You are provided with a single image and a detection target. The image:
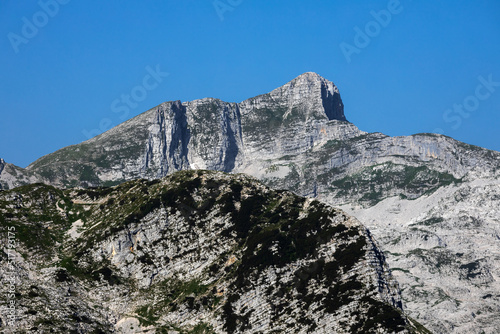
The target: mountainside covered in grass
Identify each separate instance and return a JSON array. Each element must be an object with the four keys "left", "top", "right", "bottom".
[{"left": 0, "top": 170, "right": 428, "bottom": 333}]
